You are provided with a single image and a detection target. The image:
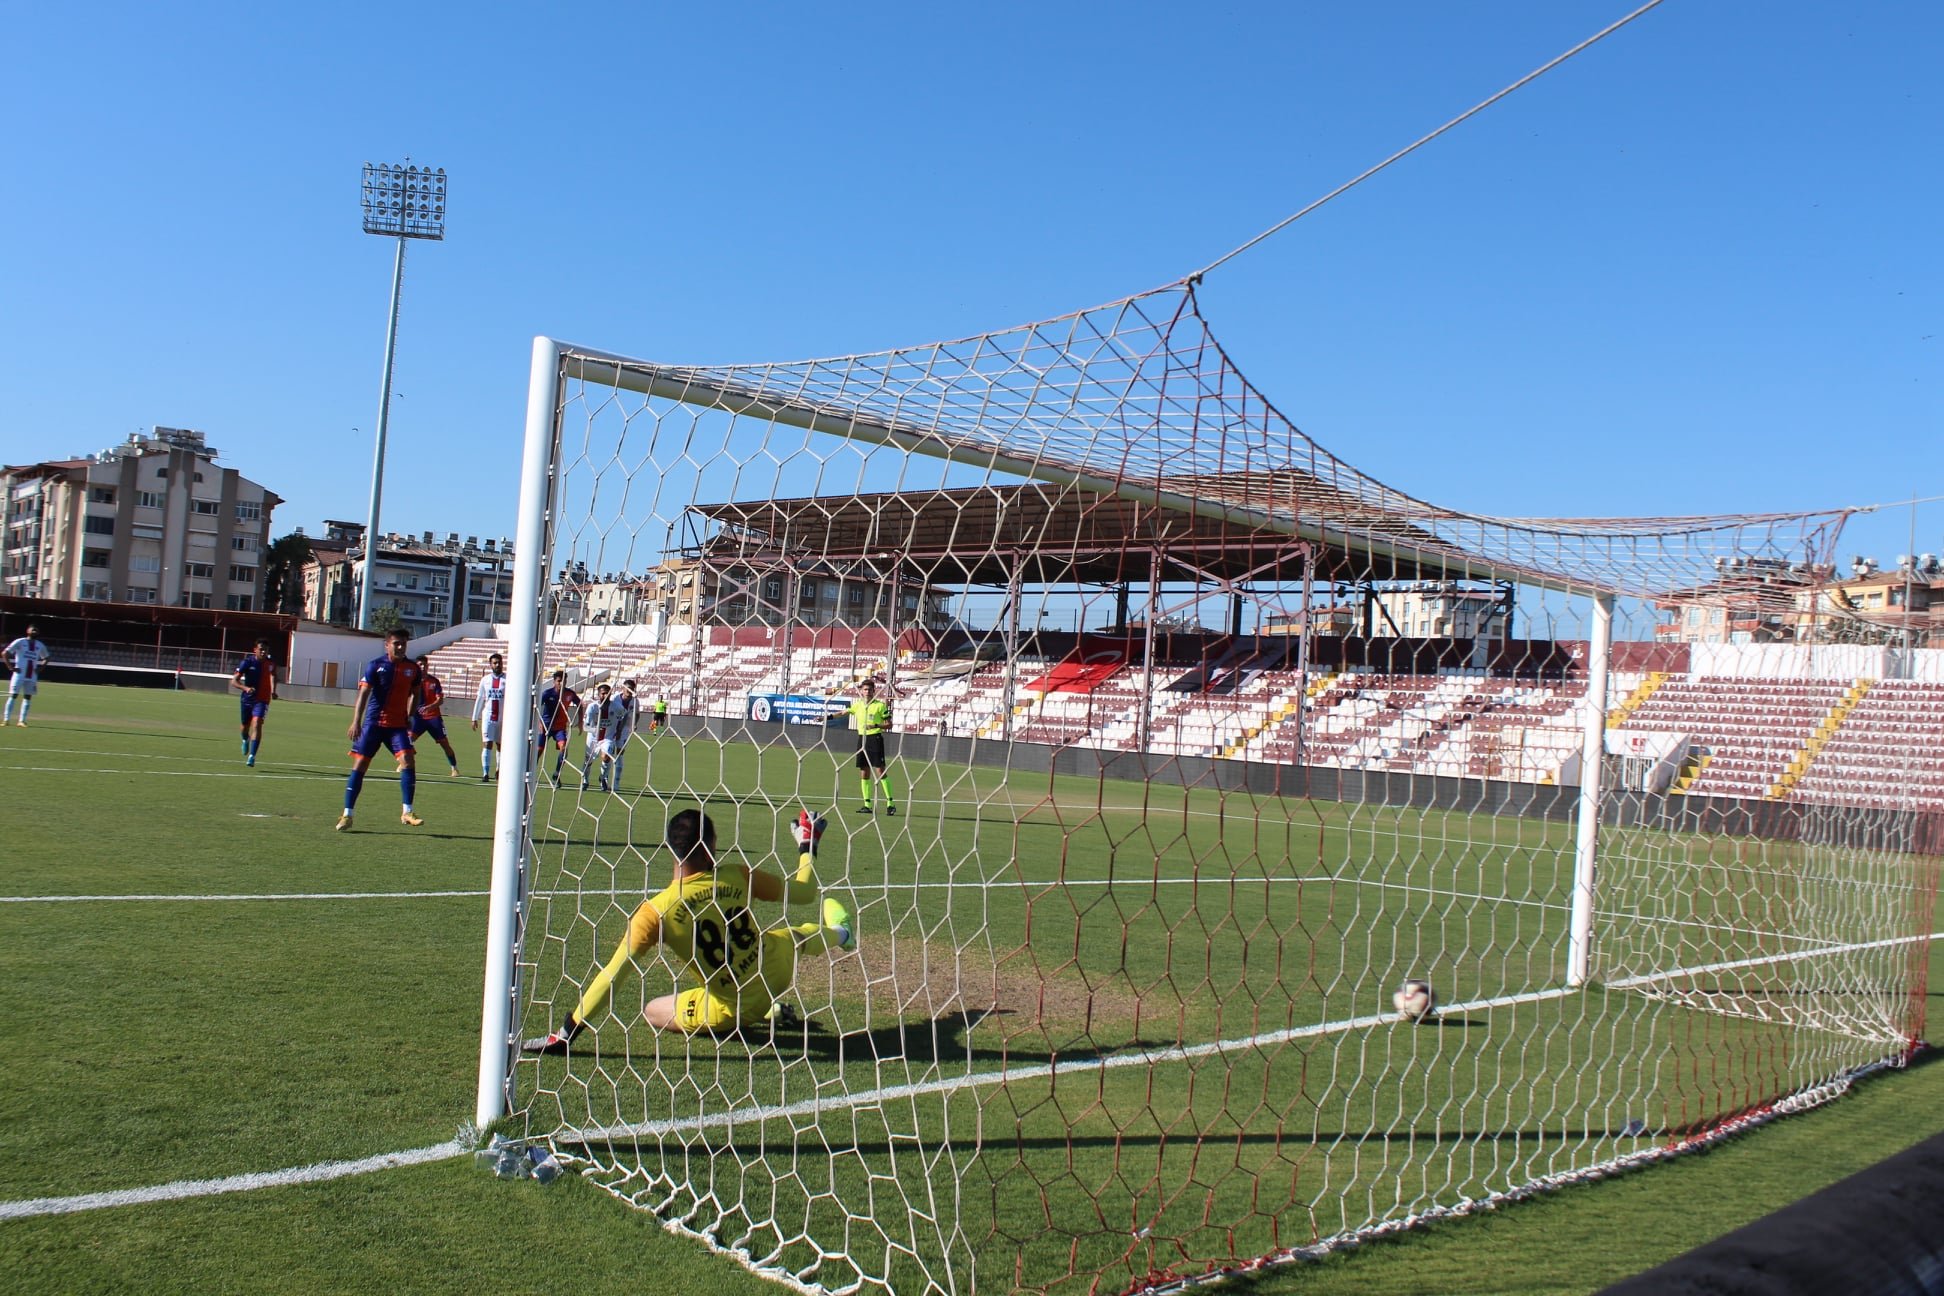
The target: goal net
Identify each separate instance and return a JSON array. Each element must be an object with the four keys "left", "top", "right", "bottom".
[{"left": 477, "top": 281, "right": 1936, "bottom": 1295}]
